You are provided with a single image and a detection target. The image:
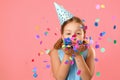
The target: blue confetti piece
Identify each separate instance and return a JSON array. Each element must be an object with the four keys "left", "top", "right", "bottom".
[
  {"left": 33, "top": 73, "right": 38, "bottom": 78},
  {"left": 113, "top": 25, "right": 116, "bottom": 30},
  {"left": 64, "top": 38, "right": 72, "bottom": 46},
  {"left": 95, "top": 44, "right": 100, "bottom": 49},
  {"left": 94, "top": 22, "right": 99, "bottom": 27},
  {"left": 100, "top": 32, "right": 106, "bottom": 37}
]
